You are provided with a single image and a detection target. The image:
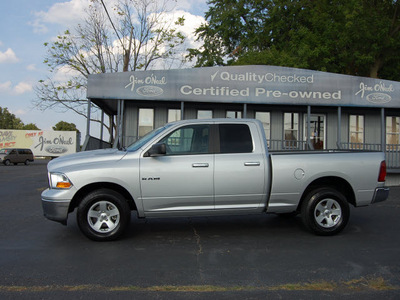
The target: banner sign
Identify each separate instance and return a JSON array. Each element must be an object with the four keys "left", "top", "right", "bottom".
[
  {"left": 88, "top": 65, "right": 400, "bottom": 108},
  {"left": 0, "top": 130, "right": 79, "bottom": 157}
]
